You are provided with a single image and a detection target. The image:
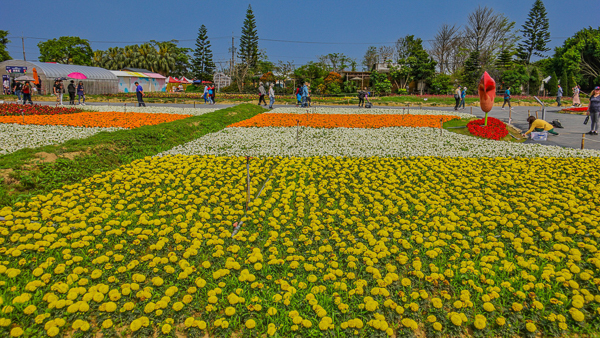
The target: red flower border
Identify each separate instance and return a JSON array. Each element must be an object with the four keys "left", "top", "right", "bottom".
[
  {"left": 0, "top": 103, "right": 82, "bottom": 117},
  {"left": 467, "top": 117, "right": 509, "bottom": 140}
]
